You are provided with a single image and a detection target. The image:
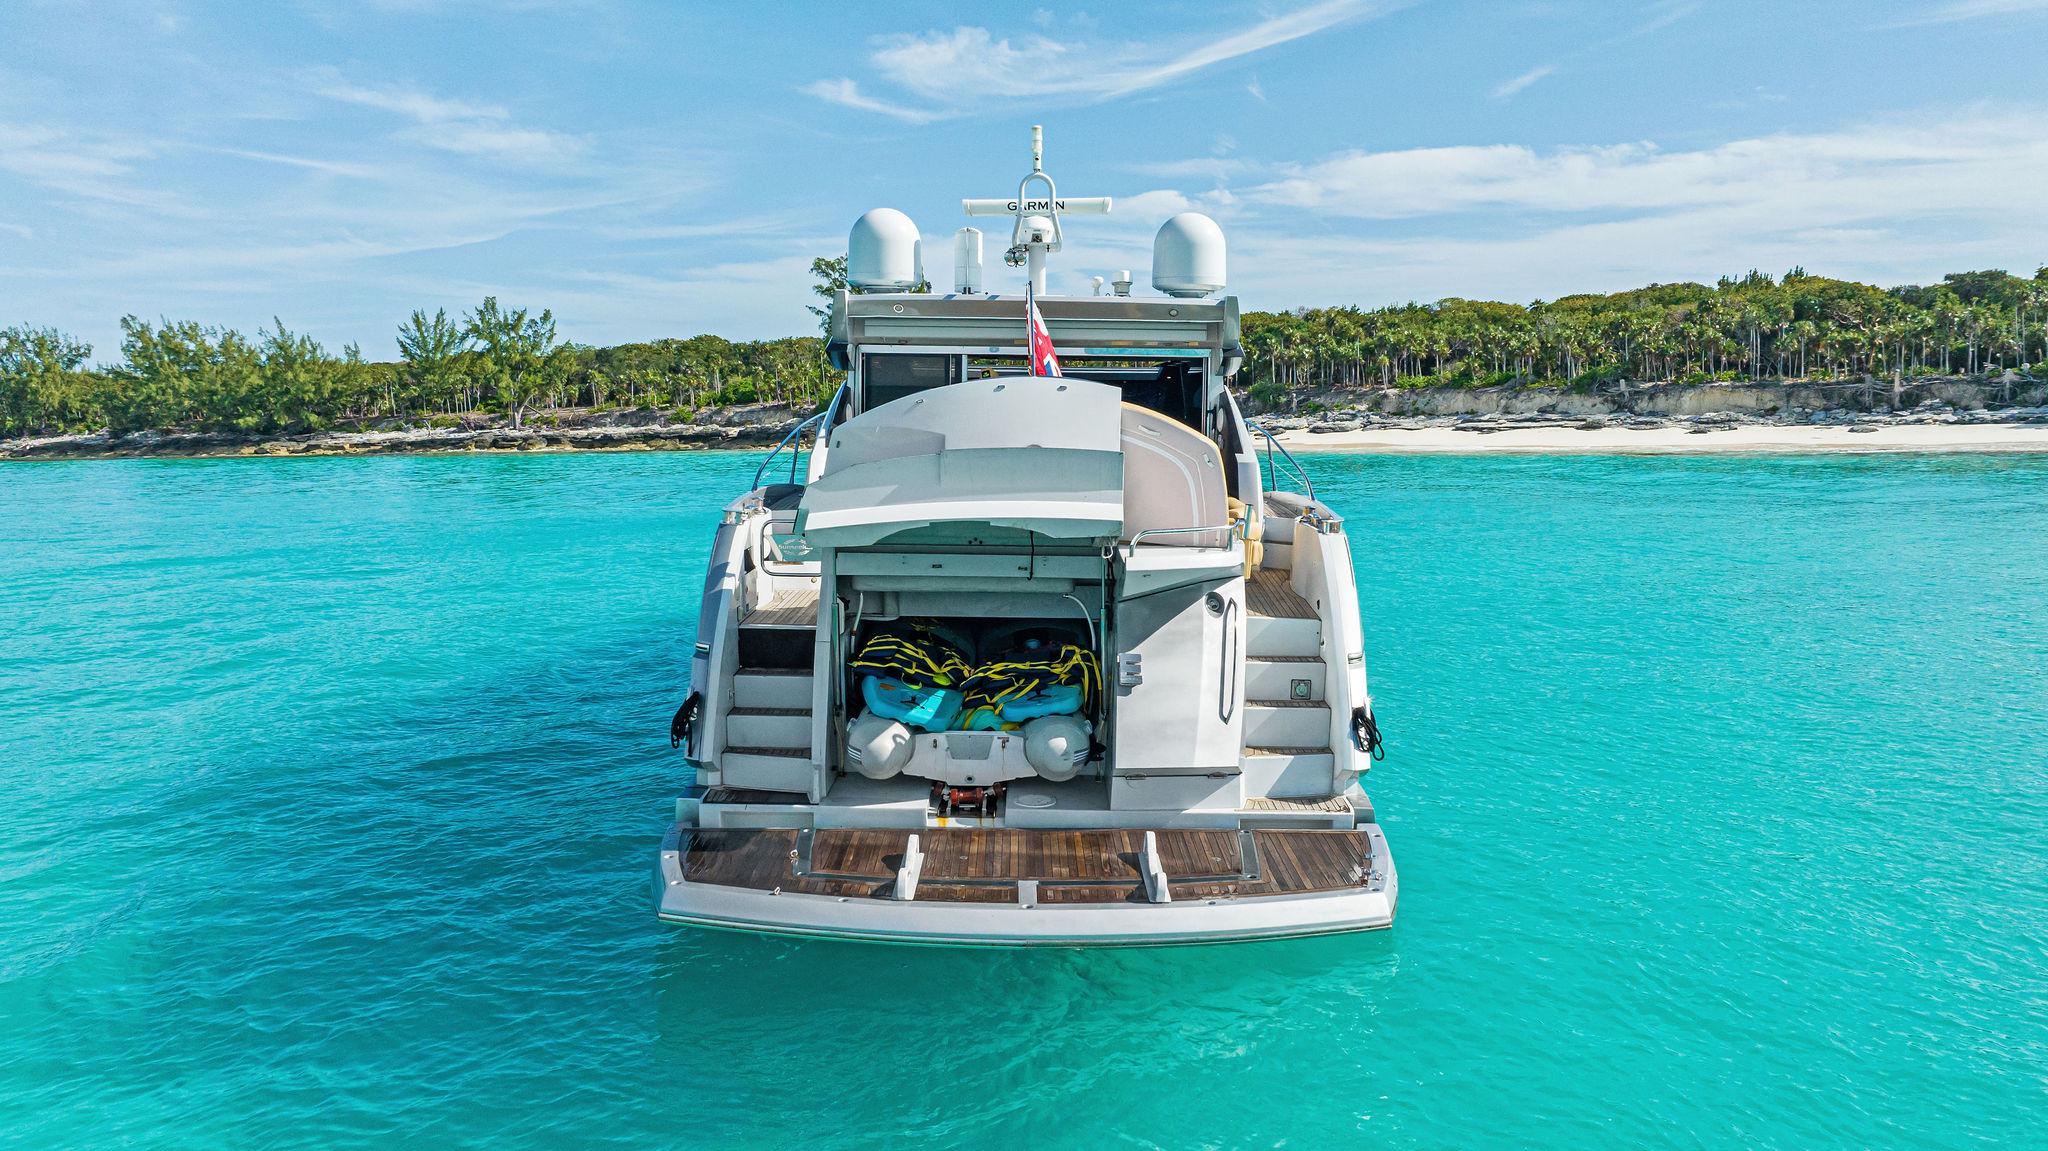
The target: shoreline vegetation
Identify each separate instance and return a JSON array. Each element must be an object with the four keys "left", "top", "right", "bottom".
[{"left": 6, "top": 264, "right": 2048, "bottom": 461}]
